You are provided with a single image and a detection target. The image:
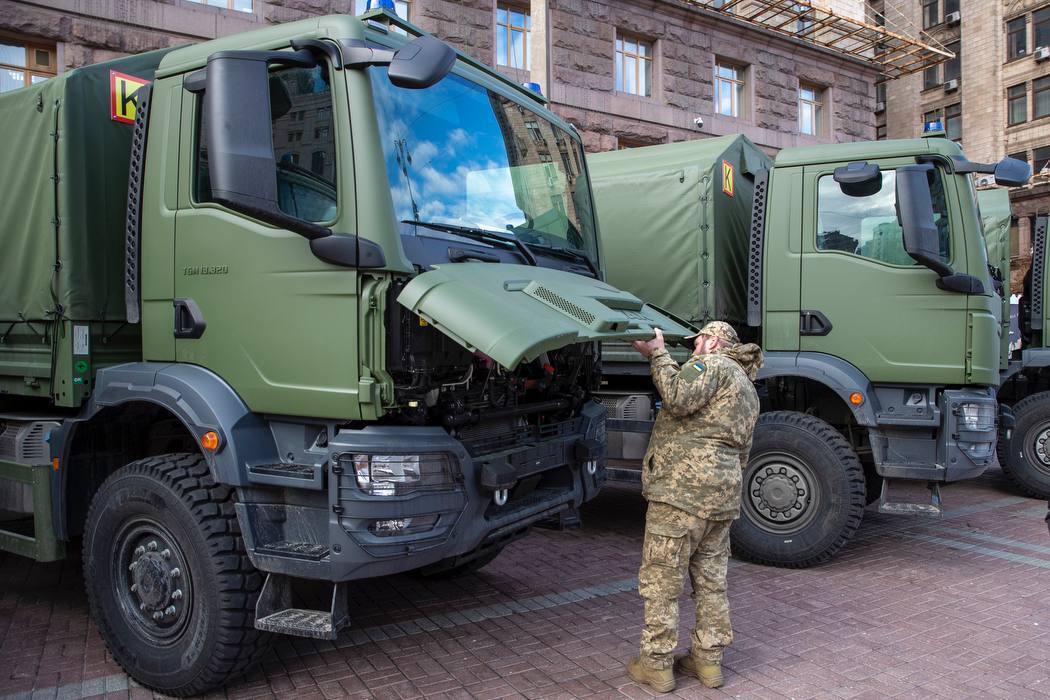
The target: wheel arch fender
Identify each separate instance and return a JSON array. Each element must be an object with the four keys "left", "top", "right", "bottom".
[
  {"left": 757, "top": 351, "right": 879, "bottom": 428},
  {"left": 53, "top": 362, "right": 279, "bottom": 489}
]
